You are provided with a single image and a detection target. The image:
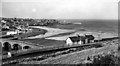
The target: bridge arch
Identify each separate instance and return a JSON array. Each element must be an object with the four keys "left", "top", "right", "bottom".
[
  {"left": 12, "top": 44, "right": 22, "bottom": 51},
  {"left": 3, "top": 42, "right": 12, "bottom": 51},
  {"left": 23, "top": 46, "right": 31, "bottom": 49},
  {"left": 1, "top": 39, "right": 35, "bottom": 52}
]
